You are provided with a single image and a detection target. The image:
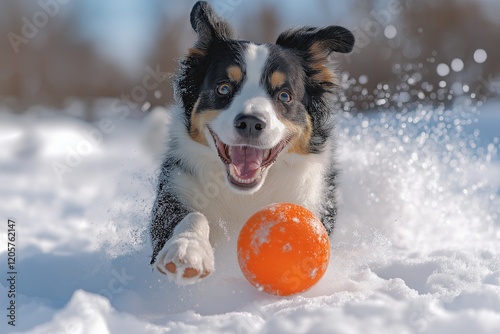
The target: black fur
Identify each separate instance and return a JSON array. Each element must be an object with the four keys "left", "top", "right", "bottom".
[
  {"left": 190, "top": 1, "right": 235, "bottom": 49},
  {"left": 149, "top": 159, "right": 192, "bottom": 264},
  {"left": 177, "top": 5, "right": 354, "bottom": 153},
  {"left": 176, "top": 1, "right": 239, "bottom": 131},
  {"left": 194, "top": 42, "right": 247, "bottom": 112},
  {"left": 321, "top": 165, "right": 338, "bottom": 235},
  {"left": 276, "top": 26, "right": 355, "bottom": 54}
]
